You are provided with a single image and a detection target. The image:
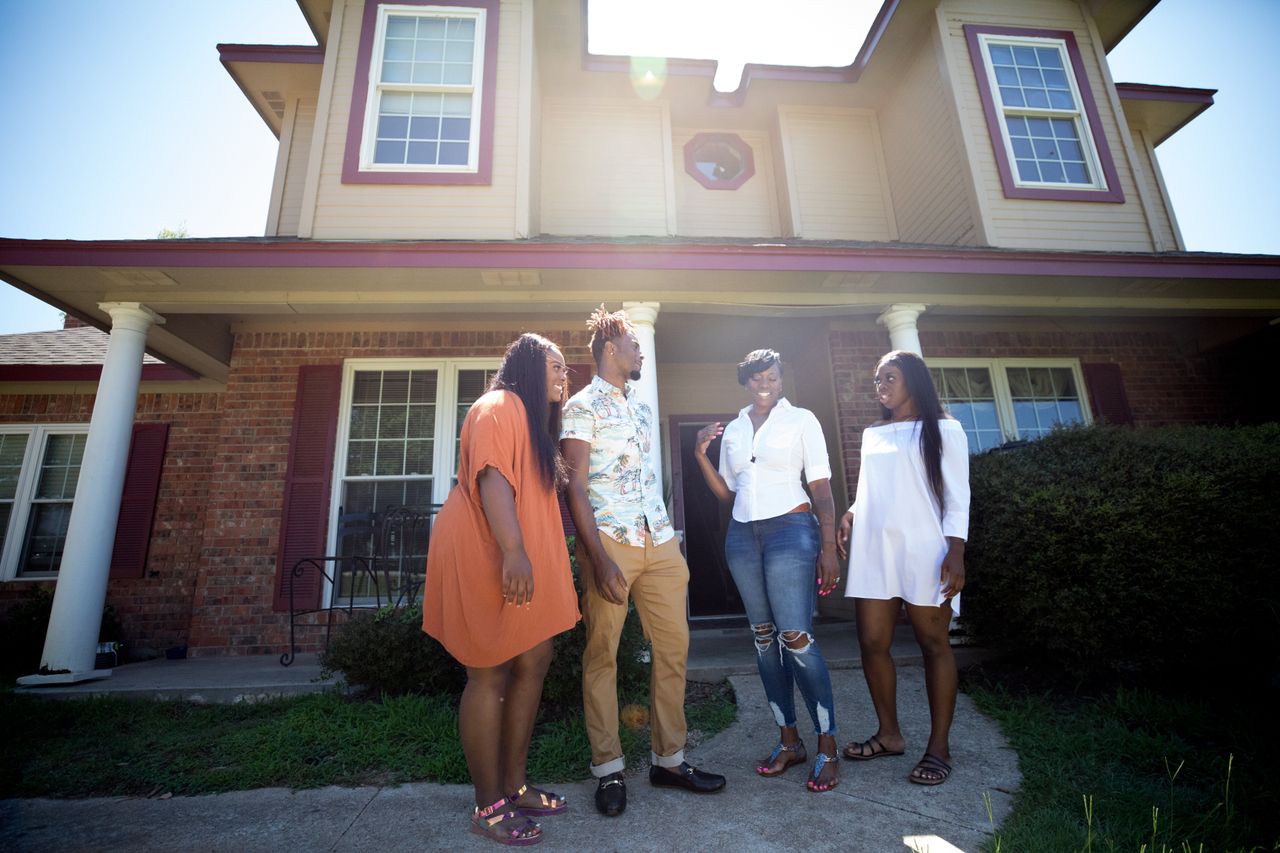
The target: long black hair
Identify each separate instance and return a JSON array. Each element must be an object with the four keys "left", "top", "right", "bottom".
[
  {"left": 491, "top": 333, "right": 567, "bottom": 490},
  {"left": 876, "top": 350, "right": 946, "bottom": 508}
]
